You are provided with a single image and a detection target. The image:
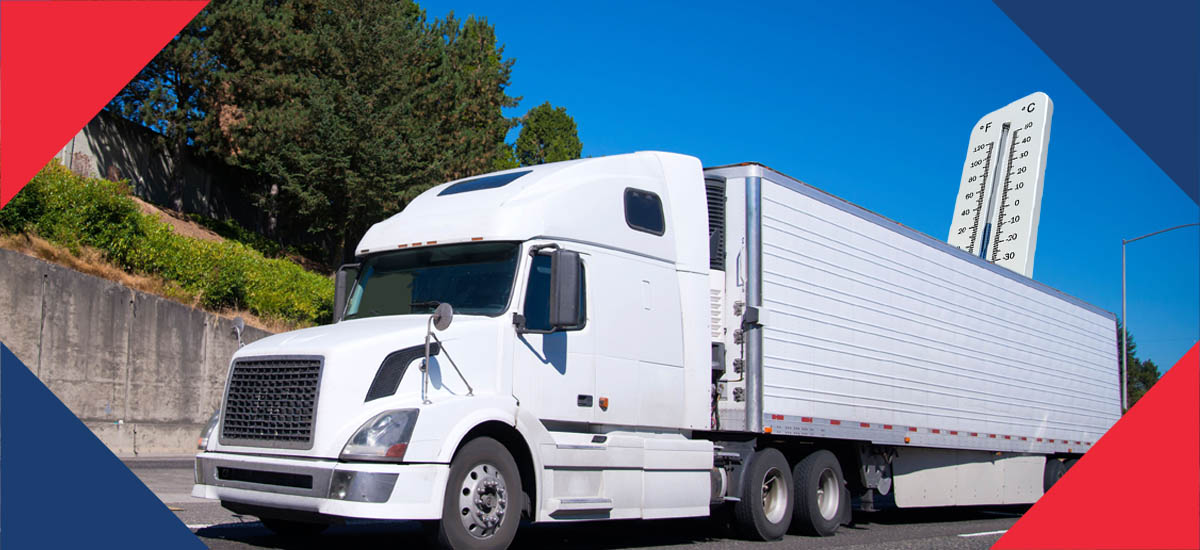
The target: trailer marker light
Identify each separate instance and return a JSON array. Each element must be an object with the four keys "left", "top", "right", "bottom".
[
  {"left": 830, "top": 420, "right": 841, "bottom": 425},
  {"left": 801, "top": 417, "right": 813, "bottom": 423},
  {"left": 950, "top": 431, "right": 959, "bottom": 435},
  {"left": 1020, "top": 437, "right": 1027, "bottom": 441},
  {"left": 772, "top": 414, "right": 784, "bottom": 420},
  {"left": 1037, "top": 438, "right": 1043, "bottom": 442},
  {"left": 970, "top": 433, "right": 978, "bottom": 437},
  {"left": 989, "top": 434, "right": 996, "bottom": 439},
  {"left": 411, "top": 242, "right": 421, "bottom": 246},
  {"left": 1075, "top": 441, "right": 1081, "bottom": 445},
  {"left": 904, "top": 437, "right": 910, "bottom": 444},
  {"left": 763, "top": 427, "right": 772, "bottom": 434},
  {"left": 860, "top": 423, "right": 870, "bottom": 428},
  {"left": 932, "top": 429, "right": 940, "bottom": 434},
  {"left": 471, "top": 237, "right": 484, "bottom": 241},
  {"left": 360, "top": 248, "right": 369, "bottom": 253},
  {"left": 883, "top": 425, "right": 893, "bottom": 430},
  {"left": 908, "top": 427, "right": 918, "bottom": 432},
  {"left": 1004, "top": 435, "right": 1011, "bottom": 440}
]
